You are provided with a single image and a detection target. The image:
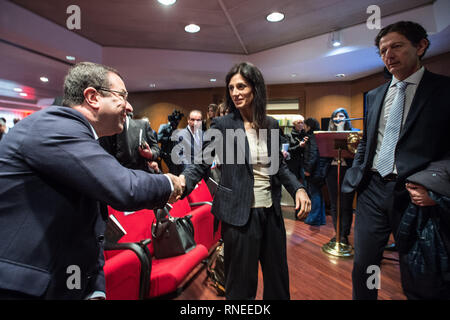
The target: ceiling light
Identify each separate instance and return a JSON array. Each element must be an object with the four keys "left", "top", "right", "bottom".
[
  {"left": 209, "top": 78, "right": 217, "bottom": 82},
  {"left": 266, "top": 12, "right": 284, "bottom": 22},
  {"left": 158, "top": 0, "right": 176, "bottom": 5},
  {"left": 40, "top": 76, "right": 49, "bottom": 83},
  {"left": 291, "top": 74, "right": 297, "bottom": 77},
  {"left": 66, "top": 55, "right": 76, "bottom": 61},
  {"left": 149, "top": 83, "right": 156, "bottom": 88},
  {"left": 335, "top": 73, "right": 346, "bottom": 78},
  {"left": 185, "top": 24, "right": 200, "bottom": 33},
  {"left": 13, "top": 88, "right": 23, "bottom": 92},
  {"left": 331, "top": 31, "right": 341, "bottom": 47},
  {"left": 19, "top": 92, "right": 28, "bottom": 97}
]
